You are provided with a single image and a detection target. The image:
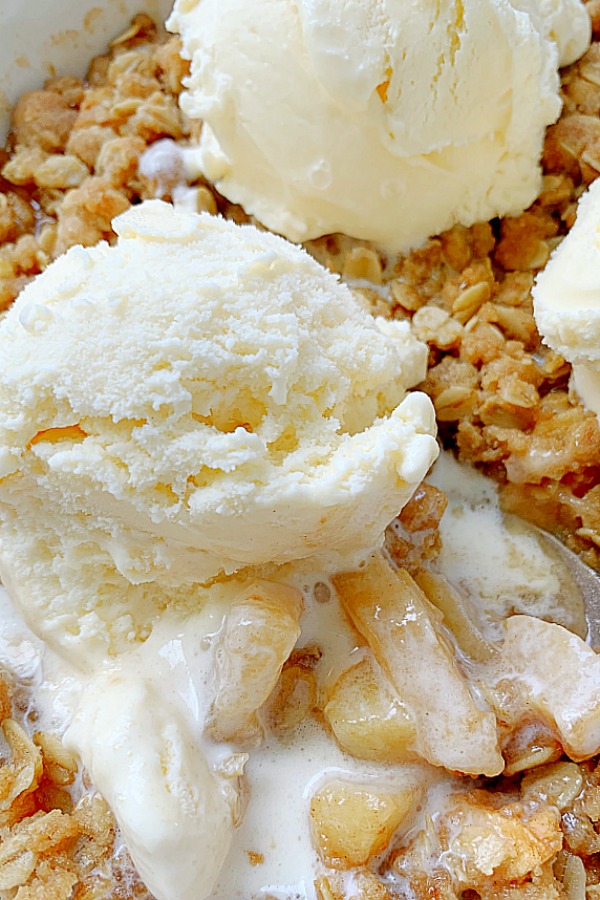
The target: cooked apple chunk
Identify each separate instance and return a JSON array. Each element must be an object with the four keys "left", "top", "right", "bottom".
[
  {"left": 206, "top": 580, "right": 303, "bottom": 743},
  {"left": 310, "top": 778, "right": 420, "bottom": 869},
  {"left": 263, "top": 662, "right": 317, "bottom": 735},
  {"left": 488, "top": 615, "right": 600, "bottom": 760},
  {"left": 413, "top": 569, "right": 496, "bottom": 663},
  {"left": 323, "top": 656, "right": 415, "bottom": 762},
  {"left": 332, "top": 555, "right": 503, "bottom": 776}
]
